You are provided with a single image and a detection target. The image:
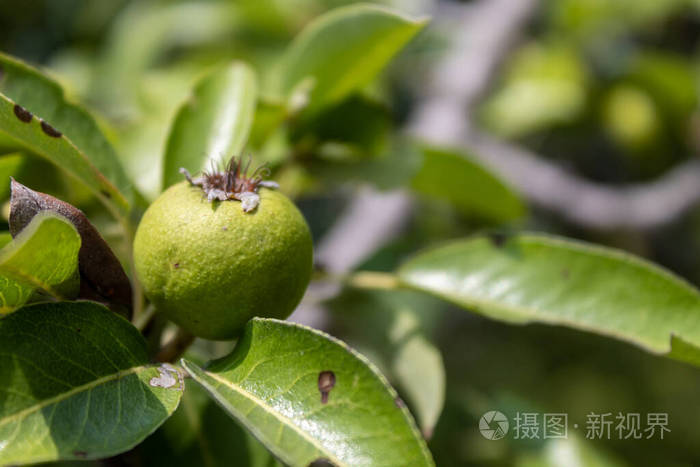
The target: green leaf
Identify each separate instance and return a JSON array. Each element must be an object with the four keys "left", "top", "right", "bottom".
[
  {"left": 327, "top": 288, "right": 446, "bottom": 439},
  {"left": 279, "top": 4, "right": 426, "bottom": 114},
  {"left": 0, "top": 152, "right": 24, "bottom": 199},
  {"left": 163, "top": 62, "right": 257, "bottom": 189},
  {"left": 389, "top": 309, "right": 445, "bottom": 440},
  {"left": 291, "top": 95, "right": 392, "bottom": 157},
  {"left": 182, "top": 318, "right": 434, "bottom": 466},
  {"left": 397, "top": 233, "right": 700, "bottom": 366},
  {"left": 0, "top": 232, "right": 11, "bottom": 249},
  {"left": 0, "top": 53, "right": 132, "bottom": 217},
  {"left": 139, "top": 379, "right": 280, "bottom": 467},
  {"left": 411, "top": 145, "right": 526, "bottom": 222},
  {"left": 0, "top": 211, "right": 80, "bottom": 314},
  {"left": 0, "top": 302, "right": 183, "bottom": 465},
  {"left": 96, "top": 1, "right": 239, "bottom": 114}
]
